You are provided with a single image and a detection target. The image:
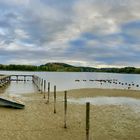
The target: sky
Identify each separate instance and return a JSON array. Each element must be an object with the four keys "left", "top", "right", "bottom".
[{"left": 0, "top": 0, "right": 140, "bottom": 68}]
